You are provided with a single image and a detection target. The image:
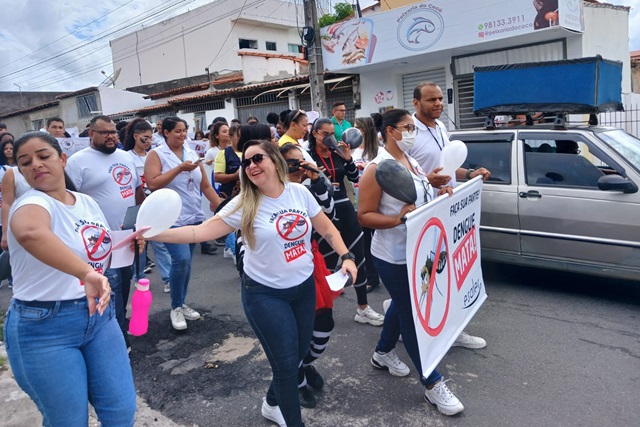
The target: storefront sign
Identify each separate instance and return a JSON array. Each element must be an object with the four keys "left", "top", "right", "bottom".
[
  {"left": 405, "top": 177, "right": 487, "bottom": 377},
  {"left": 320, "top": 0, "right": 583, "bottom": 71}
]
